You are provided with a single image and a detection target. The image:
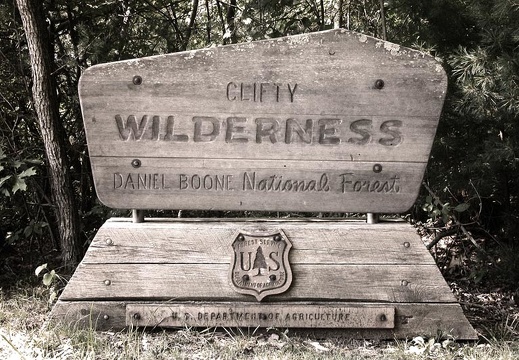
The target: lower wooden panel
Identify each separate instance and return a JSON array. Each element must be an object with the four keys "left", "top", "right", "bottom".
[
  {"left": 50, "top": 301, "right": 478, "bottom": 340},
  {"left": 52, "top": 219, "right": 477, "bottom": 339},
  {"left": 62, "top": 219, "right": 454, "bottom": 303}
]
